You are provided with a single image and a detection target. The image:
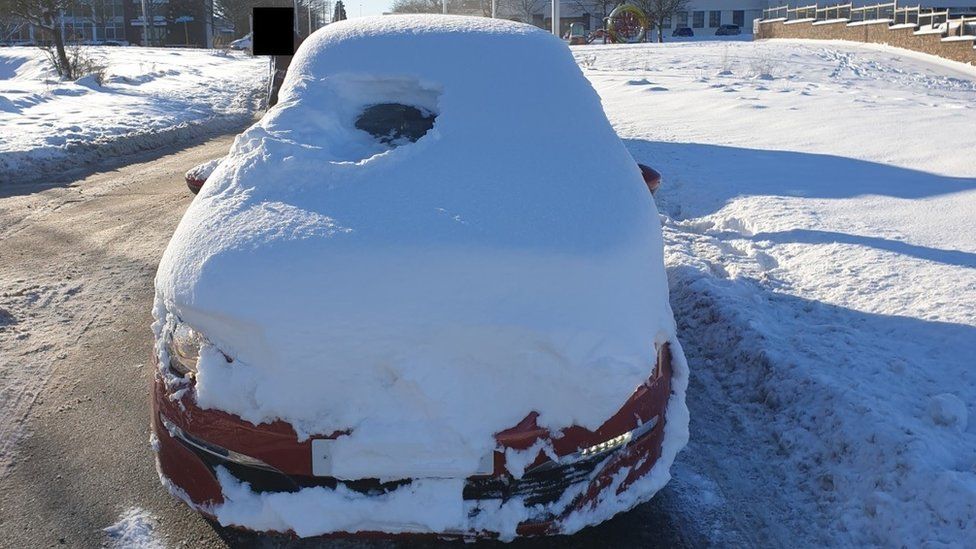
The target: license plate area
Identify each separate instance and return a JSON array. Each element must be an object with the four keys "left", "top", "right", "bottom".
[{"left": 311, "top": 438, "right": 494, "bottom": 479}]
